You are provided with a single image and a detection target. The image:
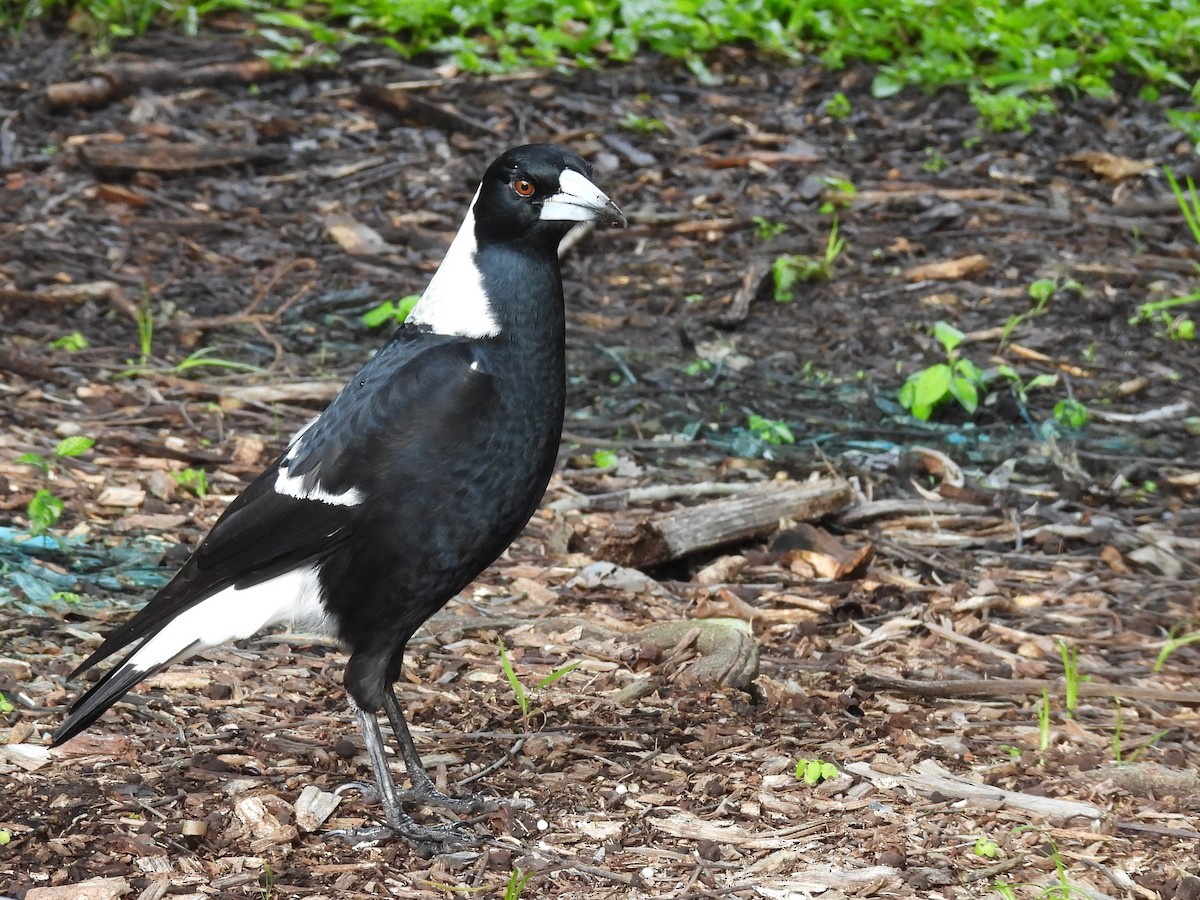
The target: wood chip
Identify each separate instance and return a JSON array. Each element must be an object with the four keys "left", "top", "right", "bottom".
[
  {"left": 97, "top": 486, "right": 146, "bottom": 508},
  {"left": 325, "top": 214, "right": 393, "bottom": 256},
  {"left": 905, "top": 254, "right": 989, "bottom": 281},
  {"left": 1066, "top": 152, "right": 1155, "bottom": 181},
  {"left": 26, "top": 877, "right": 132, "bottom": 900},
  {"left": 294, "top": 785, "right": 341, "bottom": 832}
]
